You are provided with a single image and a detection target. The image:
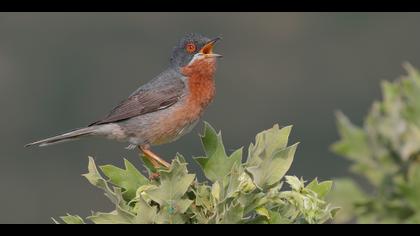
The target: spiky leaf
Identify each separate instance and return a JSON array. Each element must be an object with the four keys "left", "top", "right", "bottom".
[
  {"left": 194, "top": 122, "right": 243, "bottom": 182},
  {"left": 59, "top": 214, "right": 85, "bottom": 224},
  {"left": 145, "top": 156, "right": 195, "bottom": 217},
  {"left": 100, "top": 159, "right": 149, "bottom": 200}
]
